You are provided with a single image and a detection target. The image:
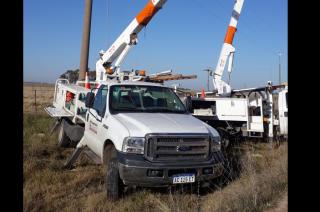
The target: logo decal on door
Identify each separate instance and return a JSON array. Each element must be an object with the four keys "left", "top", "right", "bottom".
[{"left": 89, "top": 120, "right": 98, "bottom": 134}]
